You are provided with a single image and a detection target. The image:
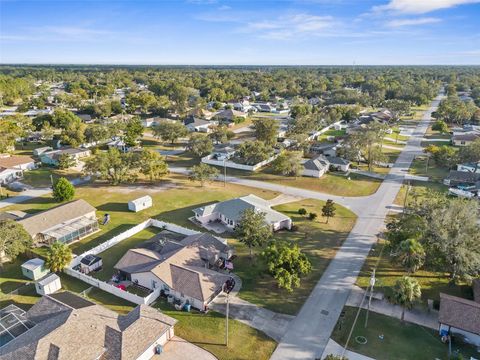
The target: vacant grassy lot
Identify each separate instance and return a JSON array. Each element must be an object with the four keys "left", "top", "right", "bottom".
[
  {"left": 332, "top": 306, "right": 477, "bottom": 360},
  {"left": 155, "top": 298, "right": 276, "bottom": 360},
  {"left": 356, "top": 239, "right": 472, "bottom": 307},
  {"left": 21, "top": 166, "right": 82, "bottom": 187},
  {"left": 408, "top": 156, "right": 450, "bottom": 182},
  {"left": 393, "top": 180, "right": 448, "bottom": 207},
  {"left": 234, "top": 199, "right": 357, "bottom": 315}
]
